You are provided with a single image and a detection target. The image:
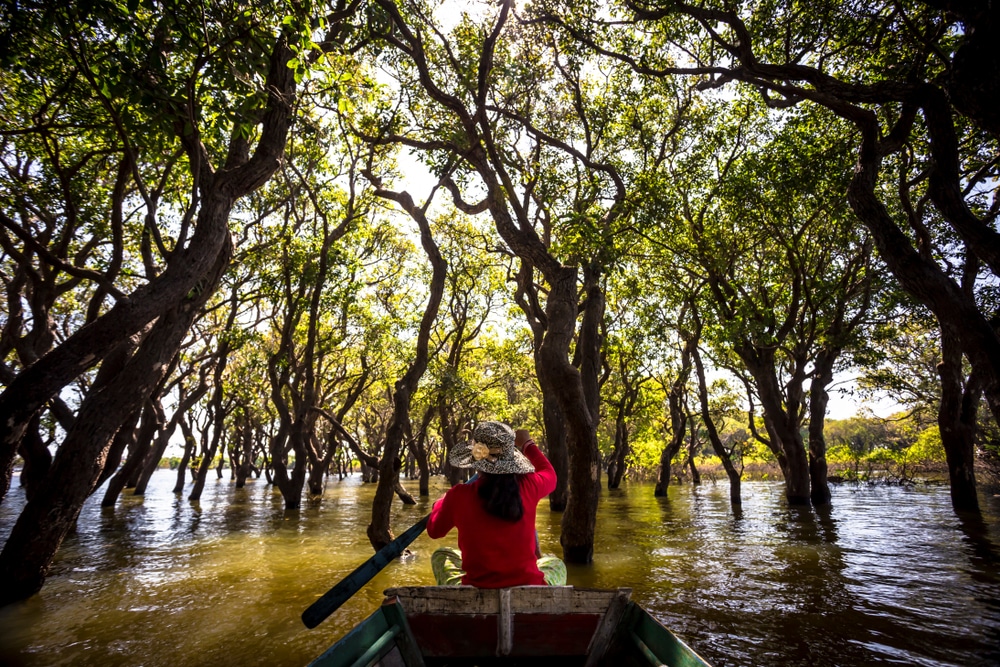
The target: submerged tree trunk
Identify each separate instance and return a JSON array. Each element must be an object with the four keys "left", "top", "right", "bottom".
[
  {"left": 655, "top": 338, "right": 693, "bottom": 497},
  {"left": 807, "top": 349, "right": 837, "bottom": 507},
  {"left": 517, "top": 260, "right": 569, "bottom": 512},
  {"left": 692, "top": 343, "right": 742, "bottom": 506},
  {"left": 847, "top": 120, "right": 1000, "bottom": 472},
  {"left": 536, "top": 266, "right": 603, "bottom": 564},
  {"left": 607, "top": 369, "right": 640, "bottom": 490},
  {"left": 17, "top": 414, "right": 52, "bottom": 501},
  {"left": 101, "top": 399, "right": 162, "bottom": 507},
  {"left": 938, "top": 322, "right": 981, "bottom": 512},
  {"left": 743, "top": 347, "right": 811, "bottom": 505},
  {"left": 541, "top": 392, "right": 569, "bottom": 510},
  {"left": 0, "top": 30, "right": 297, "bottom": 605},
  {"left": 367, "top": 184, "right": 446, "bottom": 551},
  {"left": 0, "top": 254, "right": 227, "bottom": 604},
  {"left": 173, "top": 416, "right": 196, "bottom": 495},
  {"left": 135, "top": 374, "right": 209, "bottom": 496}
]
